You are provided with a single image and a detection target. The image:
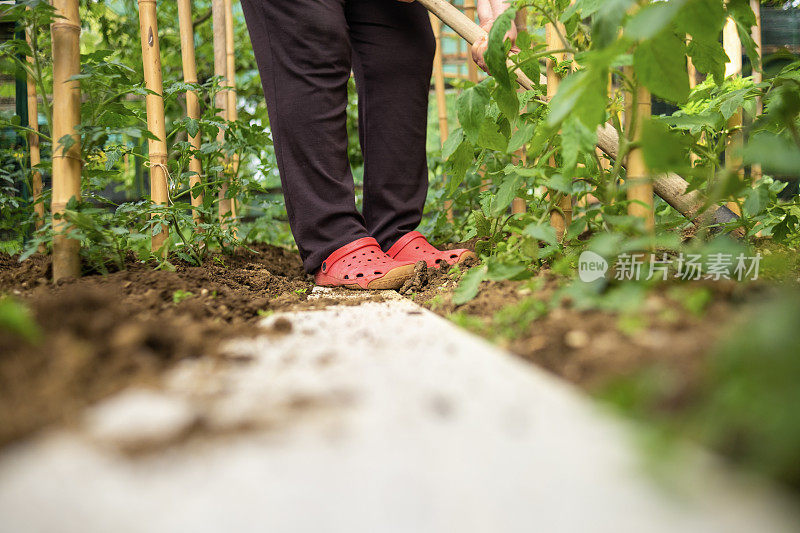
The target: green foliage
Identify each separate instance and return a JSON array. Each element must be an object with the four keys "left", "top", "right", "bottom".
[
  {"left": 172, "top": 289, "right": 194, "bottom": 304},
  {"left": 0, "top": 296, "right": 41, "bottom": 344}
]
